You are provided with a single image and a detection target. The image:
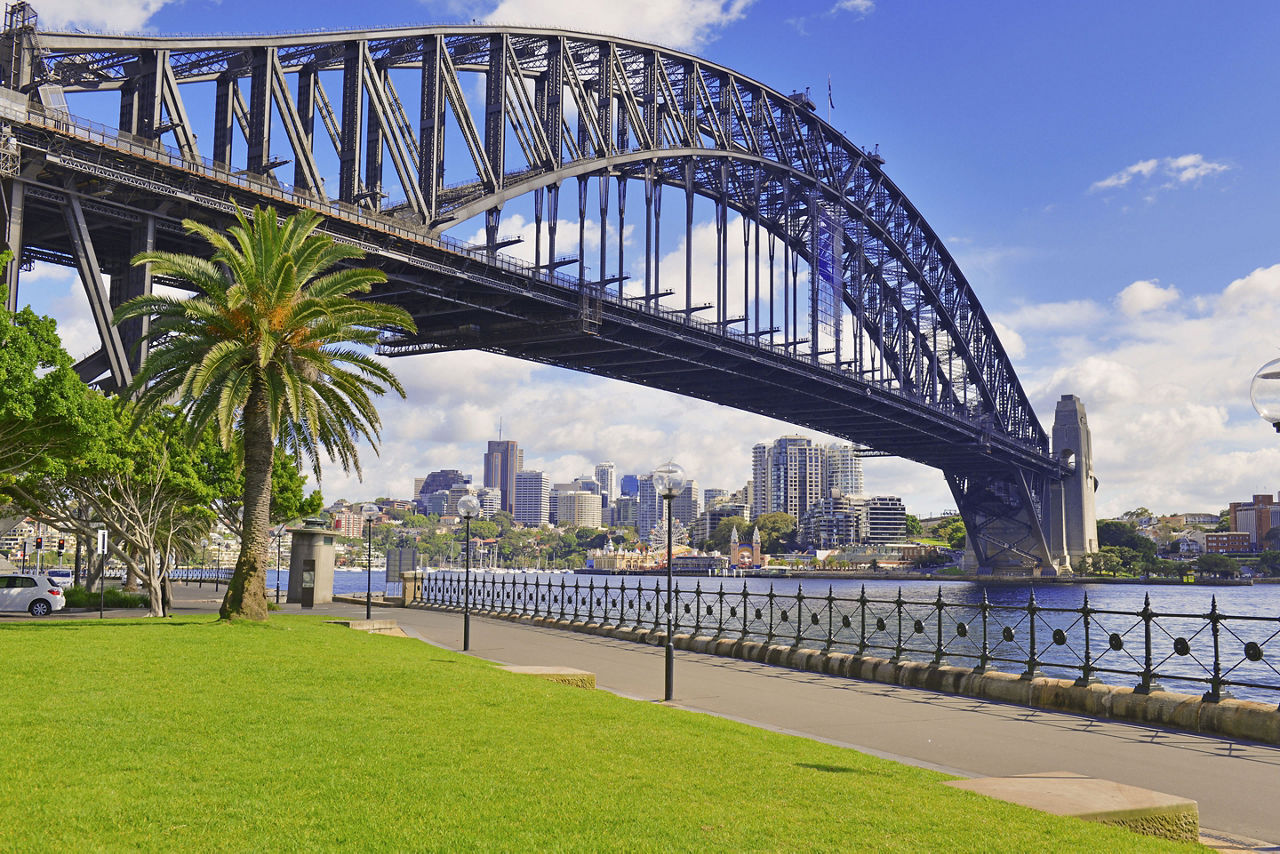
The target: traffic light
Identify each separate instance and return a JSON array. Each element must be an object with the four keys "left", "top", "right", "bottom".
[
  {"left": 57, "top": 538, "right": 66, "bottom": 554},
  {"left": 34, "top": 536, "right": 42, "bottom": 550}
]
